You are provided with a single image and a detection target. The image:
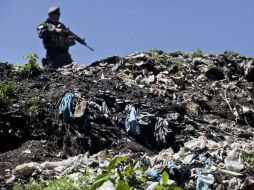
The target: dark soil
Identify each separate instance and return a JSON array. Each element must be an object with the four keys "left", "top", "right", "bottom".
[{"left": 0, "top": 51, "right": 254, "bottom": 188}]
